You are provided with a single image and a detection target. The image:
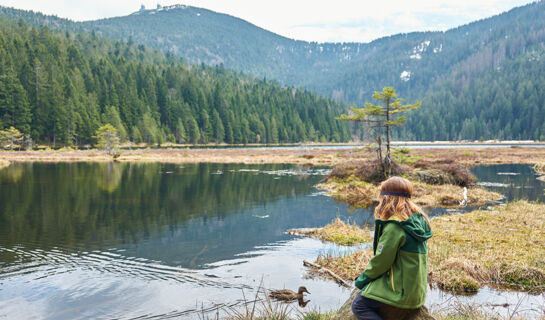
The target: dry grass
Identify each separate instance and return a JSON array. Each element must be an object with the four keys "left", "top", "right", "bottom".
[
  {"left": 317, "top": 177, "right": 379, "bottom": 208},
  {"left": 534, "top": 162, "right": 545, "bottom": 175},
  {"left": 314, "top": 250, "right": 373, "bottom": 281},
  {"left": 411, "top": 182, "right": 500, "bottom": 207},
  {"left": 0, "top": 159, "right": 10, "bottom": 169},
  {"left": 288, "top": 218, "right": 372, "bottom": 245},
  {"left": 308, "top": 202, "right": 545, "bottom": 294},
  {"left": 429, "top": 201, "right": 545, "bottom": 293},
  {"left": 408, "top": 147, "right": 545, "bottom": 168},
  {"left": 431, "top": 302, "right": 532, "bottom": 320},
  {"left": 0, "top": 146, "right": 543, "bottom": 167},
  {"left": 198, "top": 282, "right": 337, "bottom": 320},
  {"left": 317, "top": 177, "right": 501, "bottom": 209}
]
